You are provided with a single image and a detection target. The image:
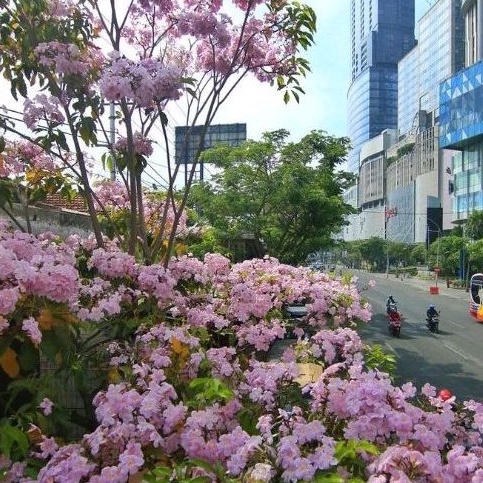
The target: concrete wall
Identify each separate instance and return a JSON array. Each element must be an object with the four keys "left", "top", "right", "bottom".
[{"left": 2, "top": 203, "right": 92, "bottom": 239}]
